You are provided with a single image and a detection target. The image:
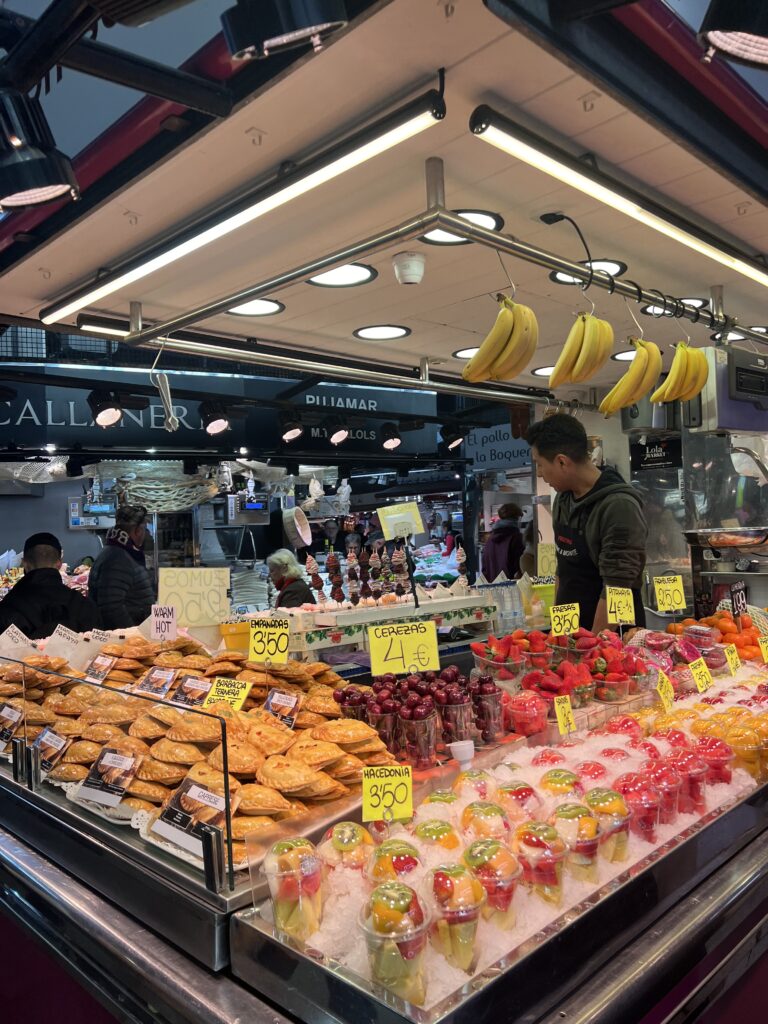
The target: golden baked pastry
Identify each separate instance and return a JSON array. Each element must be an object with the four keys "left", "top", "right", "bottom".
[
  {"left": 204, "top": 661, "right": 241, "bottom": 677},
  {"left": 114, "top": 658, "right": 146, "bottom": 672},
  {"left": 207, "top": 739, "right": 264, "bottom": 776},
  {"left": 247, "top": 708, "right": 293, "bottom": 733},
  {"left": 314, "top": 671, "right": 344, "bottom": 687},
  {"left": 293, "top": 711, "right": 327, "bottom": 729},
  {"left": 136, "top": 758, "right": 188, "bottom": 785},
  {"left": 126, "top": 779, "right": 171, "bottom": 803},
  {"left": 302, "top": 696, "right": 341, "bottom": 718},
  {"left": 228, "top": 816, "right": 277, "bottom": 841},
  {"left": 212, "top": 650, "right": 248, "bottom": 663},
  {"left": 25, "top": 688, "right": 46, "bottom": 701},
  {"left": 307, "top": 779, "right": 350, "bottom": 802},
  {"left": 43, "top": 694, "right": 86, "bottom": 717},
  {"left": 111, "top": 735, "right": 151, "bottom": 757},
  {"left": 146, "top": 705, "right": 185, "bottom": 727},
  {"left": 343, "top": 739, "right": 387, "bottom": 756},
  {"left": 236, "top": 669, "right": 275, "bottom": 686},
  {"left": 153, "top": 652, "right": 183, "bottom": 668},
  {"left": 2, "top": 666, "right": 26, "bottom": 684},
  {"left": 120, "top": 797, "right": 155, "bottom": 813},
  {"left": 47, "top": 763, "right": 89, "bottom": 782},
  {"left": 286, "top": 734, "right": 346, "bottom": 770},
  {"left": 52, "top": 718, "right": 84, "bottom": 738},
  {"left": 128, "top": 715, "right": 168, "bottom": 740},
  {"left": 306, "top": 684, "right": 336, "bottom": 698},
  {"left": 185, "top": 761, "right": 241, "bottom": 791},
  {"left": 236, "top": 783, "right": 291, "bottom": 815},
  {"left": 101, "top": 643, "right": 125, "bottom": 657},
  {"left": 78, "top": 705, "right": 137, "bottom": 726},
  {"left": 159, "top": 638, "right": 189, "bottom": 652},
  {"left": 166, "top": 715, "right": 223, "bottom": 745},
  {"left": 292, "top": 771, "right": 347, "bottom": 800},
  {"left": 0, "top": 683, "right": 23, "bottom": 697},
  {"left": 362, "top": 751, "right": 398, "bottom": 766},
  {"left": 310, "top": 720, "right": 378, "bottom": 745},
  {"left": 178, "top": 655, "right": 211, "bottom": 670},
  {"left": 23, "top": 724, "right": 44, "bottom": 742},
  {"left": 149, "top": 737, "right": 206, "bottom": 765},
  {"left": 20, "top": 704, "right": 57, "bottom": 726},
  {"left": 303, "top": 662, "right": 331, "bottom": 677},
  {"left": 103, "top": 669, "right": 137, "bottom": 685},
  {"left": 324, "top": 753, "right": 365, "bottom": 782},
  {"left": 247, "top": 723, "right": 295, "bottom": 757},
  {"left": 256, "top": 755, "right": 325, "bottom": 794},
  {"left": 66, "top": 684, "right": 103, "bottom": 705},
  {"left": 81, "top": 723, "right": 124, "bottom": 743},
  {"left": 63, "top": 741, "right": 103, "bottom": 764},
  {"left": 37, "top": 673, "right": 70, "bottom": 691},
  {"left": 274, "top": 798, "right": 308, "bottom": 820}
]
